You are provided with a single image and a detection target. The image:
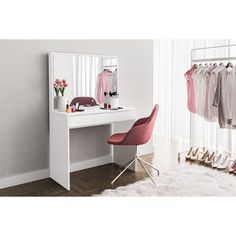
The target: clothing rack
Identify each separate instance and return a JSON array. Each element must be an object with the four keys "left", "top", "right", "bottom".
[
  {"left": 178, "top": 44, "right": 236, "bottom": 160},
  {"left": 192, "top": 56, "right": 236, "bottom": 63},
  {"left": 102, "top": 56, "right": 118, "bottom": 71},
  {"left": 103, "top": 65, "right": 118, "bottom": 68},
  {"left": 191, "top": 44, "right": 236, "bottom": 62}
]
